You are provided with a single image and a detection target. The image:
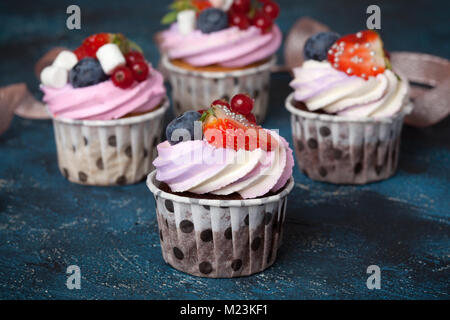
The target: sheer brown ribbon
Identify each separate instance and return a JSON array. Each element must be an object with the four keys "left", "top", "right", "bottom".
[{"left": 1, "top": 18, "right": 449, "bottom": 136}]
